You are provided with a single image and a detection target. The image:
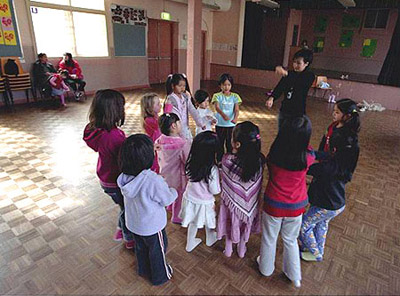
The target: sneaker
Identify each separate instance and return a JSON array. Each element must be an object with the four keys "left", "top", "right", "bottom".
[
  {"left": 300, "top": 251, "right": 322, "bottom": 262},
  {"left": 293, "top": 280, "right": 301, "bottom": 288},
  {"left": 125, "top": 240, "right": 135, "bottom": 249},
  {"left": 113, "top": 228, "right": 123, "bottom": 242},
  {"left": 283, "top": 271, "right": 301, "bottom": 288}
]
